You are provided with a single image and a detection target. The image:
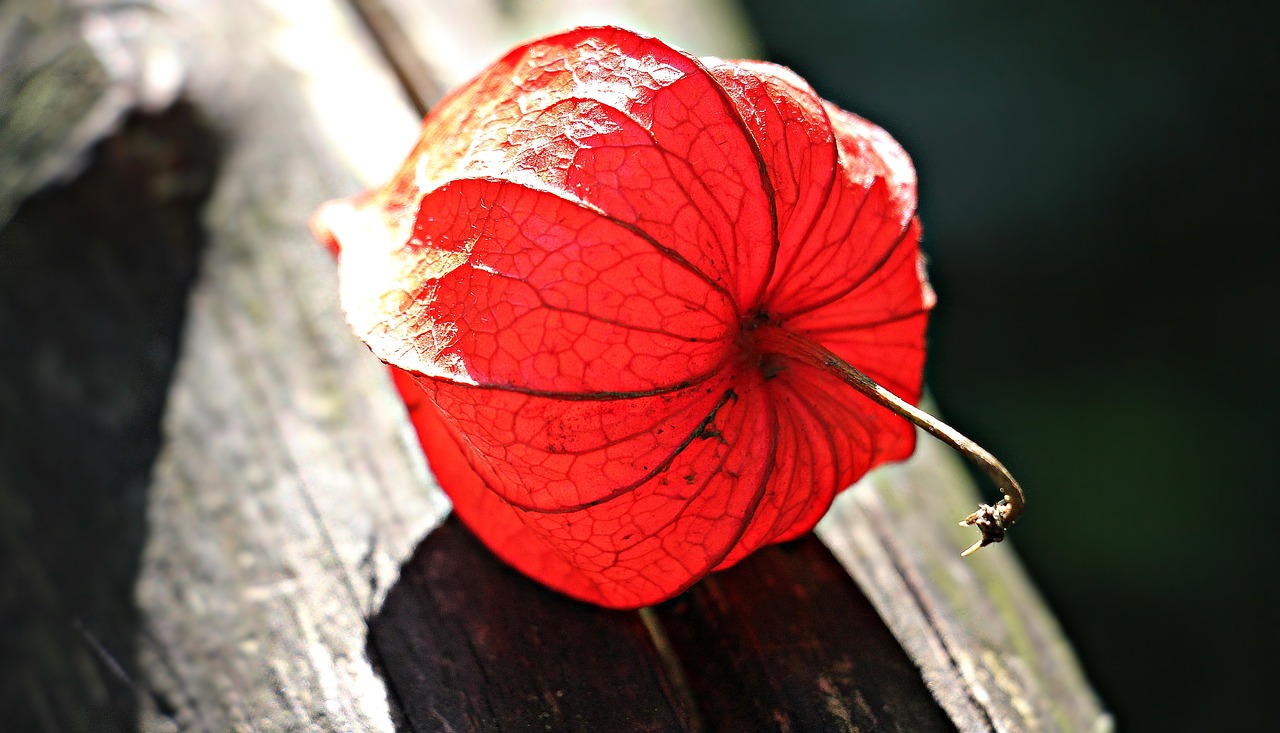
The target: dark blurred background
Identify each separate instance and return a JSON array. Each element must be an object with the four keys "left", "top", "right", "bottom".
[{"left": 738, "top": 0, "right": 1278, "bottom": 730}]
